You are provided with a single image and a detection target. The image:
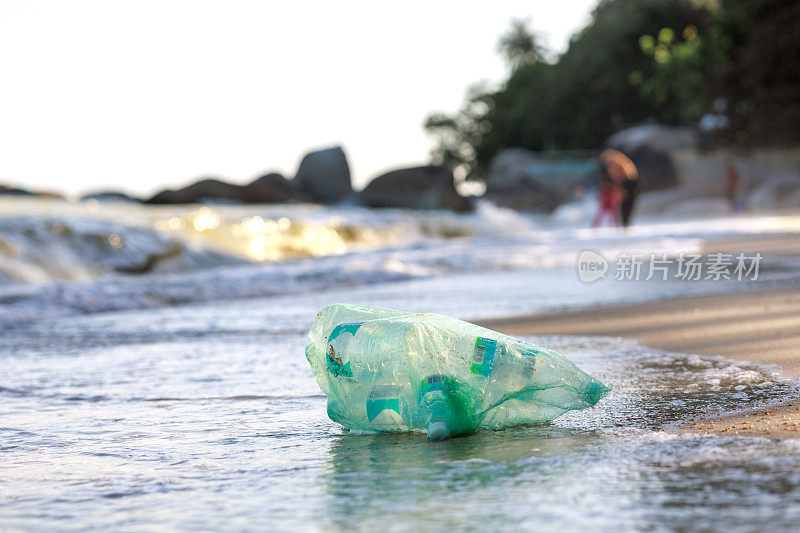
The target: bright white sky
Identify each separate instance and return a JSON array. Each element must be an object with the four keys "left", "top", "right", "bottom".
[{"left": 0, "top": 0, "right": 596, "bottom": 197}]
